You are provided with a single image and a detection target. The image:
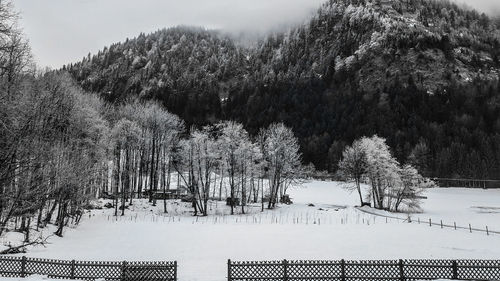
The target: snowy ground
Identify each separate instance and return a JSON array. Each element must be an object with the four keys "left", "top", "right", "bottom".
[
  {"left": 2, "top": 181, "right": 500, "bottom": 281},
  {"left": 419, "top": 187, "right": 500, "bottom": 230},
  {"left": 355, "top": 184, "right": 500, "bottom": 231}
]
